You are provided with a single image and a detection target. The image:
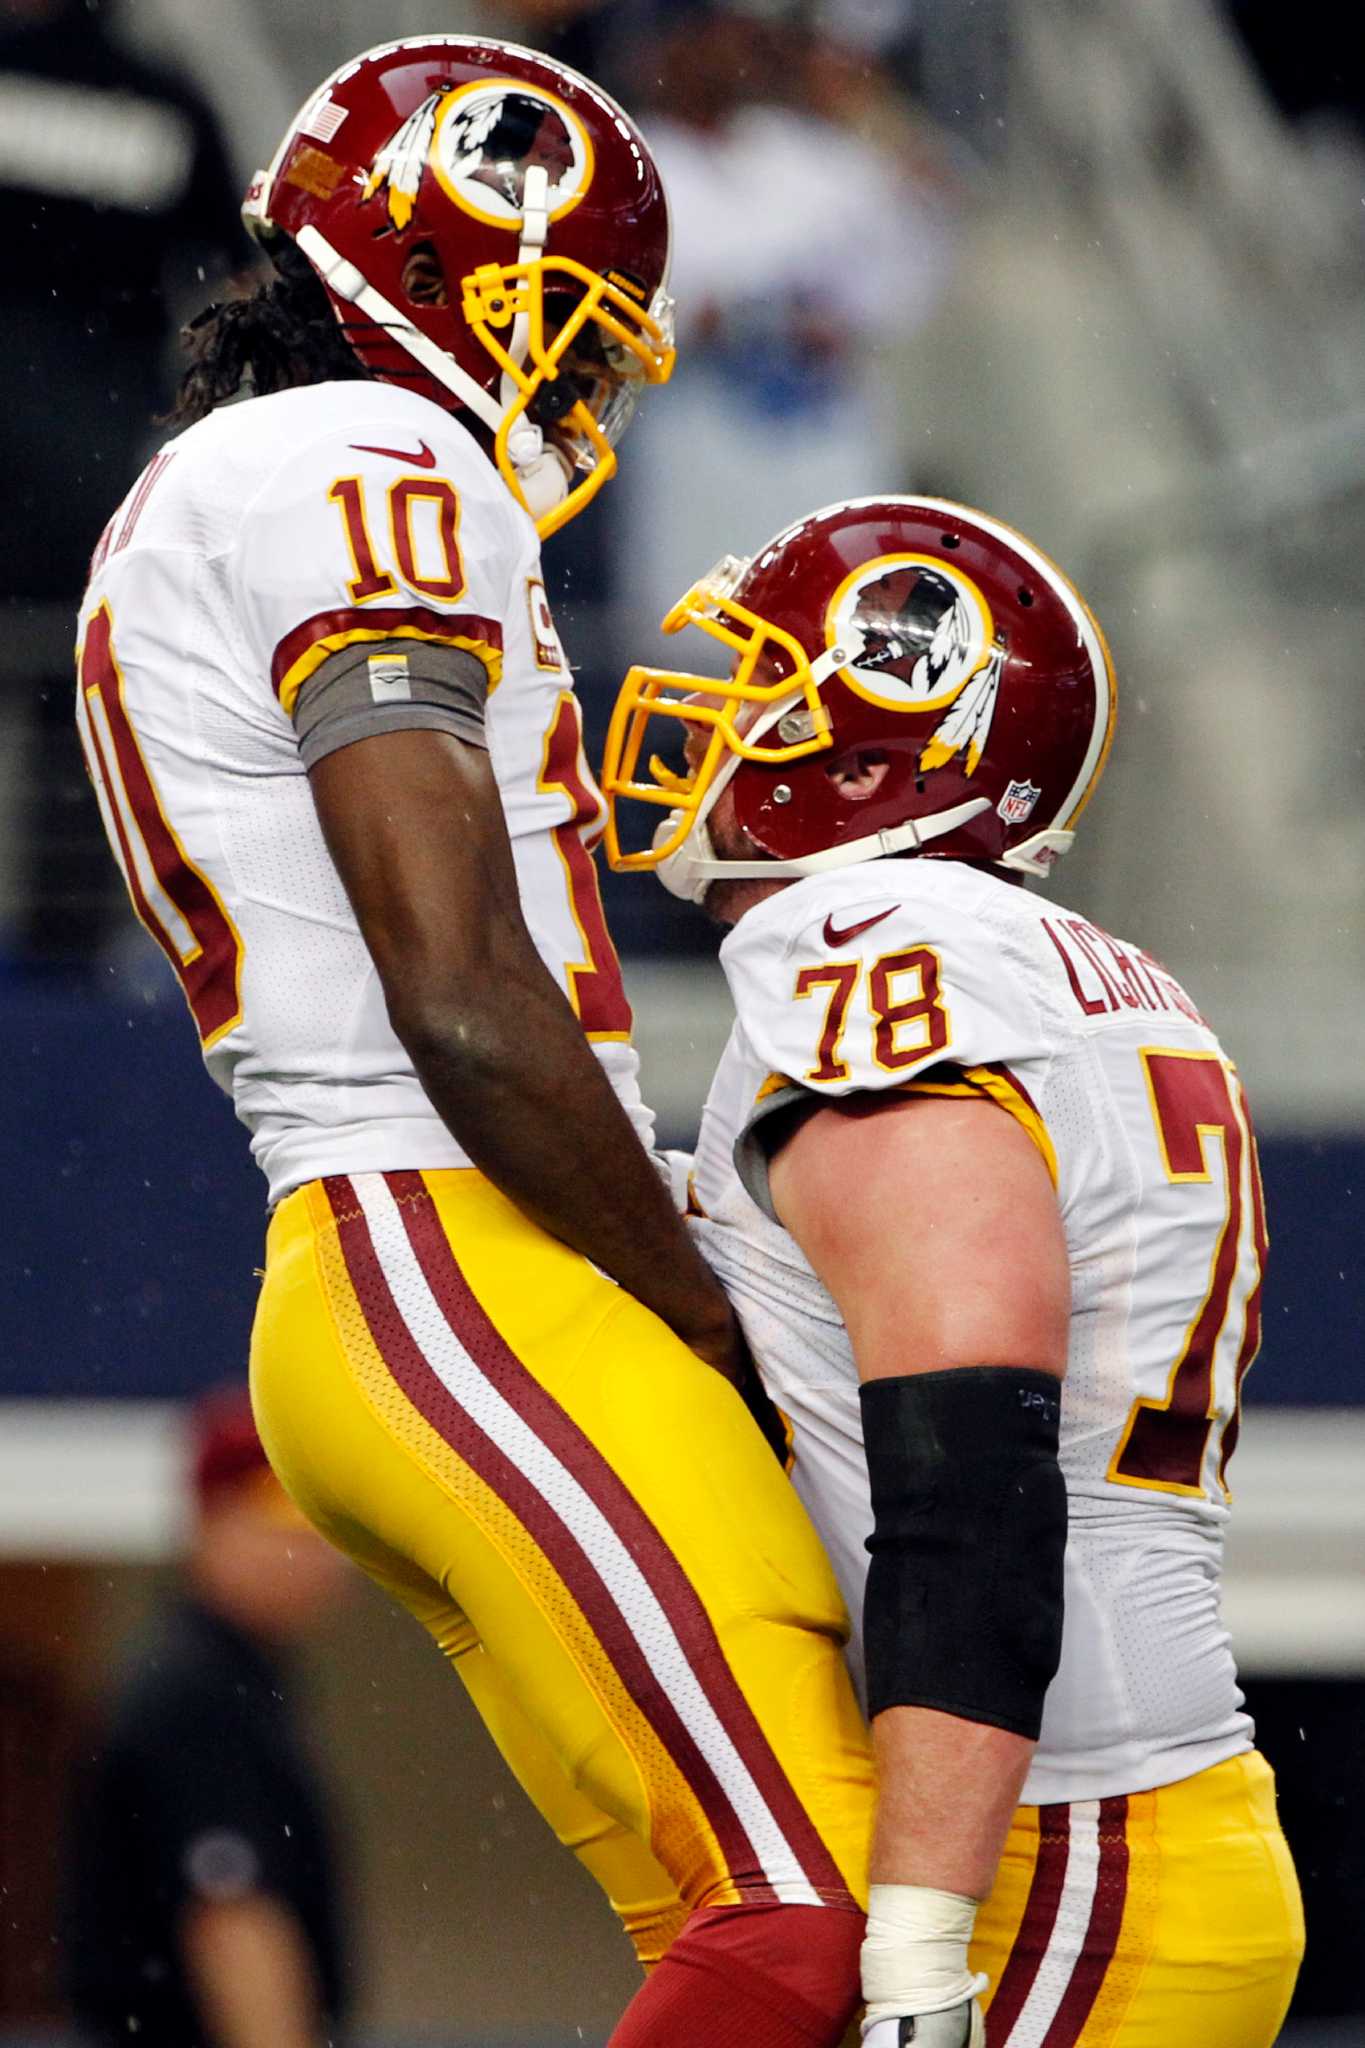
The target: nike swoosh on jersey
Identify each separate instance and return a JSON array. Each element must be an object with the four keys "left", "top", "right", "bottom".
[
  {"left": 822, "top": 906, "right": 896, "bottom": 948},
  {"left": 349, "top": 439, "right": 438, "bottom": 468}
]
